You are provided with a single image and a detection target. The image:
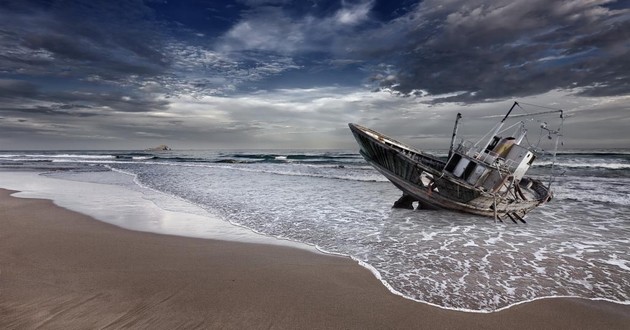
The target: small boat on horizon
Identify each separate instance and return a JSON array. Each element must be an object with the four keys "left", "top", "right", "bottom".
[{"left": 349, "top": 102, "right": 565, "bottom": 222}]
